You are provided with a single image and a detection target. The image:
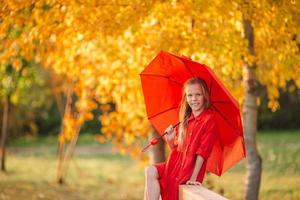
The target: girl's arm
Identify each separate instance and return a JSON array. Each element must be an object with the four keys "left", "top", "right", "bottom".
[
  {"left": 188, "top": 116, "right": 218, "bottom": 185},
  {"left": 187, "top": 155, "right": 204, "bottom": 185}
]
